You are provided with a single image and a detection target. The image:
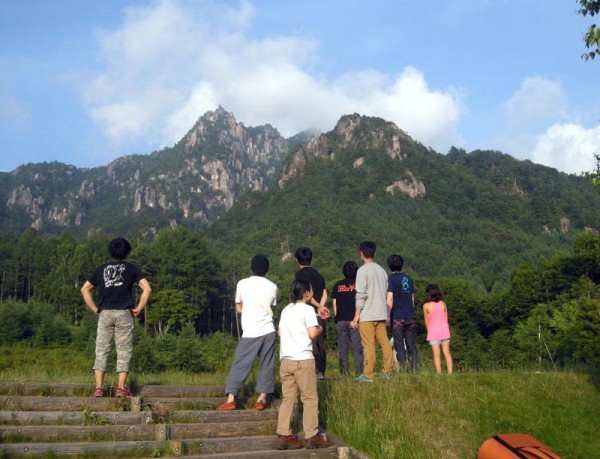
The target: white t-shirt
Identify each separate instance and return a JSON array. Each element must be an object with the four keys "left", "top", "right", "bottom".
[
  {"left": 235, "top": 276, "right": 278, "bottom": 338},
  {"left": 278, "top": 302, "right": 320, "bottom": 361}
]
